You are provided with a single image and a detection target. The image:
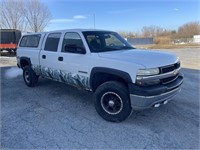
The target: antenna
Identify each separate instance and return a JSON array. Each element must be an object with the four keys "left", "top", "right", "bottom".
[{"left": 94, "top": 14, "right": 95, "bottom": 29}]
